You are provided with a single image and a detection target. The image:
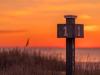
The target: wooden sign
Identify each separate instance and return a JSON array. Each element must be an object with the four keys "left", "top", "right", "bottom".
[
  {"left": 57, "top": 24, "right": 84, "bottom": 38},
  {"left": 57, "top": 15, "right": 84, "bottom": 75},
  {"left": 66, "top": 25, "right": 75, "bottom": 38},
  {"left": 75, "top": 24, "right": 84, "bottom": 38},
  {"left": 57, "top": 24, "right": 66, "bottom": 38}
]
